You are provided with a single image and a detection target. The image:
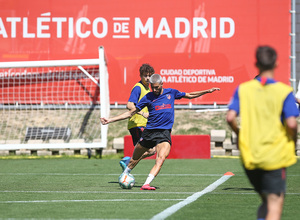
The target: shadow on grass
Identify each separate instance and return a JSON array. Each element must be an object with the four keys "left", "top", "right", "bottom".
[
  {"left": 108, "top": 181, "right": 160, "bottom": 190},
  {"left": 222, "top": 187, "right": 255, "bottom": 191}
]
